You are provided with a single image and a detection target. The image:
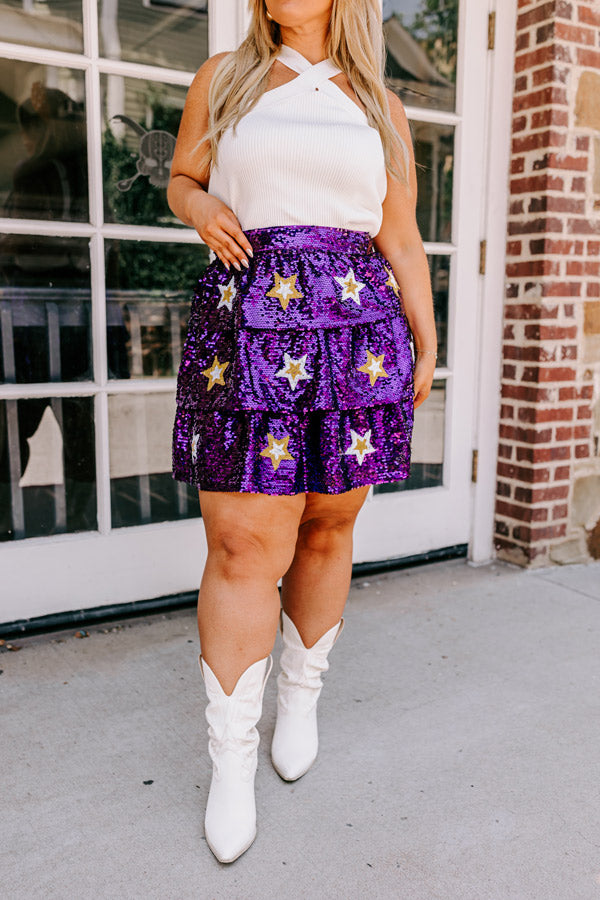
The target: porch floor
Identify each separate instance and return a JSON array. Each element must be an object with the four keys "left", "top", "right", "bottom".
[{"left": 3, "top": 556, "right": 600, "bottom": 899}]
